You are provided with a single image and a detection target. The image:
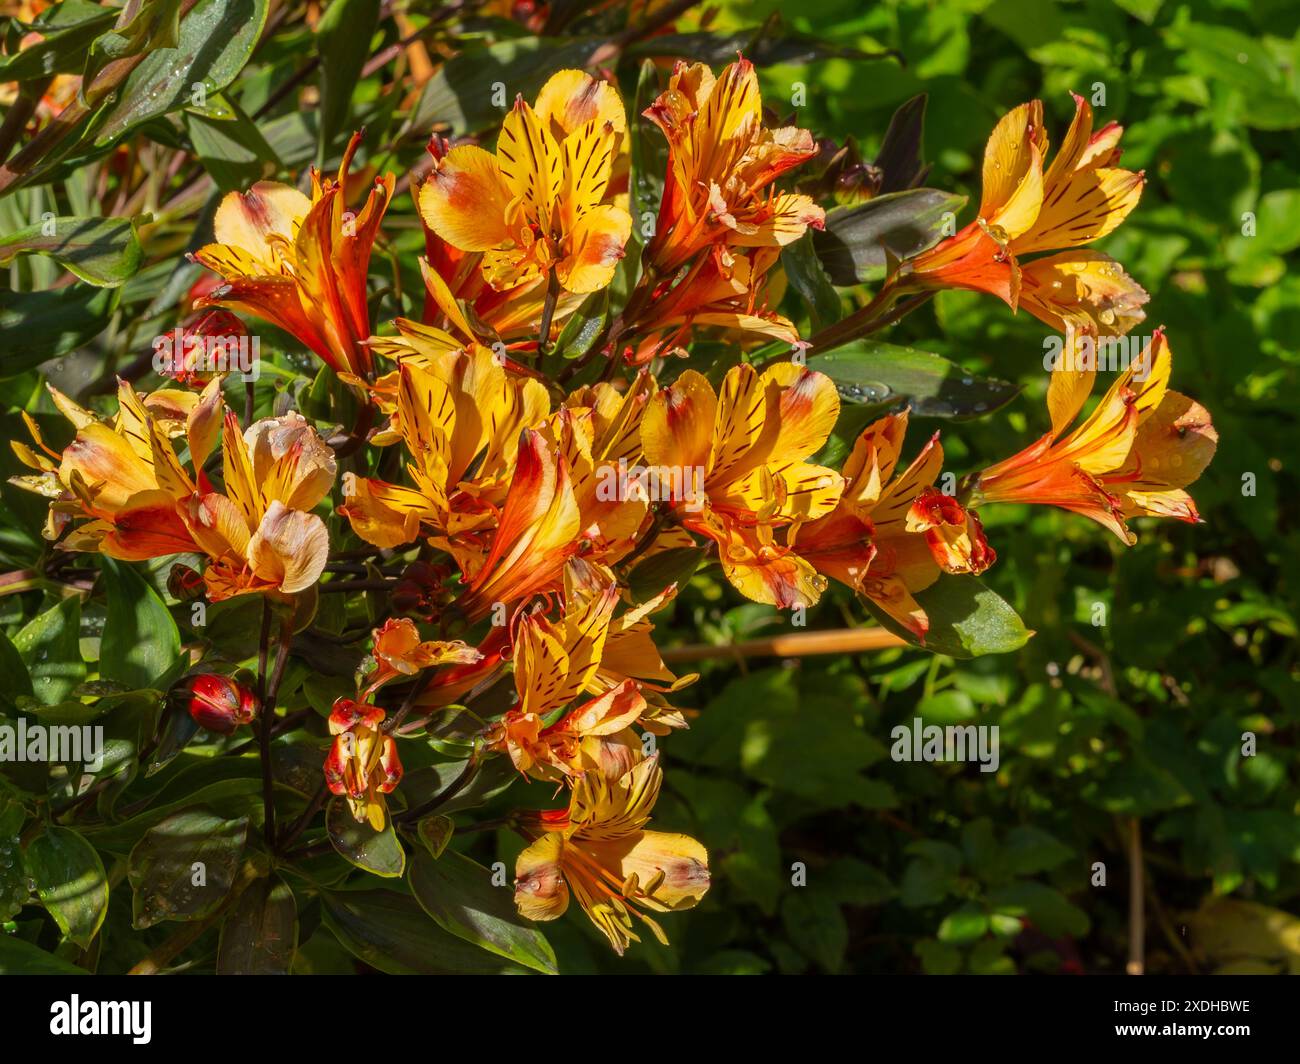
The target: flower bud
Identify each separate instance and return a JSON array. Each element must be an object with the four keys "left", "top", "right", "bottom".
[{"left": 180, "top": 674, "right": 259, "bottom": 734}]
